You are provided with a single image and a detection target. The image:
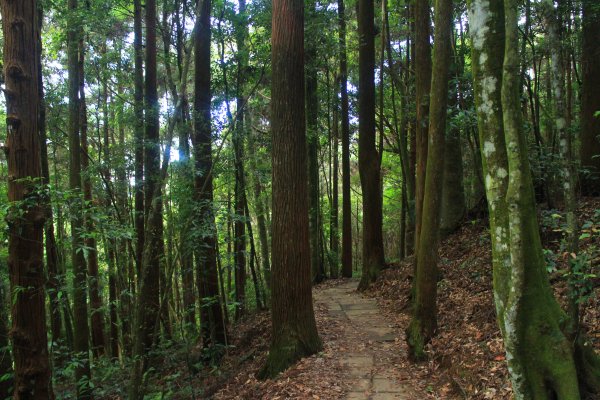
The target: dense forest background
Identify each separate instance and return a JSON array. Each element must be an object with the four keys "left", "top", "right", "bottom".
[{"left": 1, "top": 0, "right": 600, "bottom": 398}]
